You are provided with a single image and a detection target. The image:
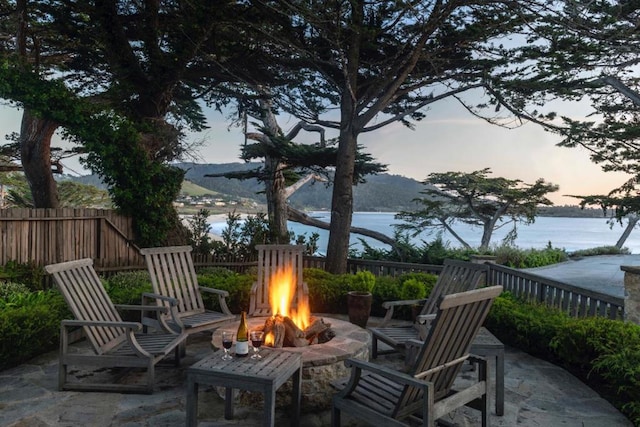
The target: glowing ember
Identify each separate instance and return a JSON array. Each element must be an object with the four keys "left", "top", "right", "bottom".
[{"left": 264, "top": 265, "right": 311, "bottom": 346}]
